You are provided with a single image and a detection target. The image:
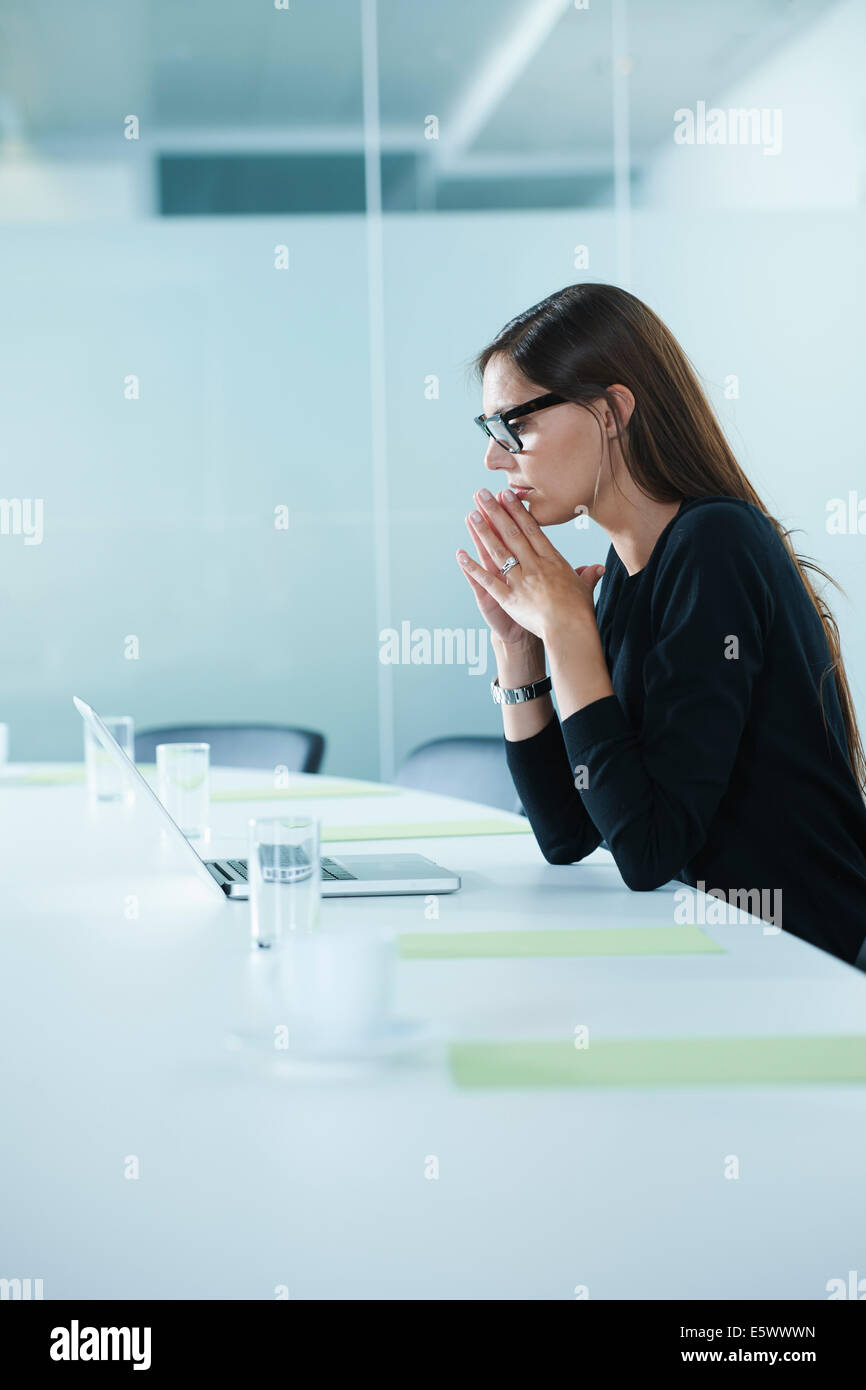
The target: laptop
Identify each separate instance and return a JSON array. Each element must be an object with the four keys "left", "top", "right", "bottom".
[{"left": 73, "top": 697, "right": 461, "bottom": 900}]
